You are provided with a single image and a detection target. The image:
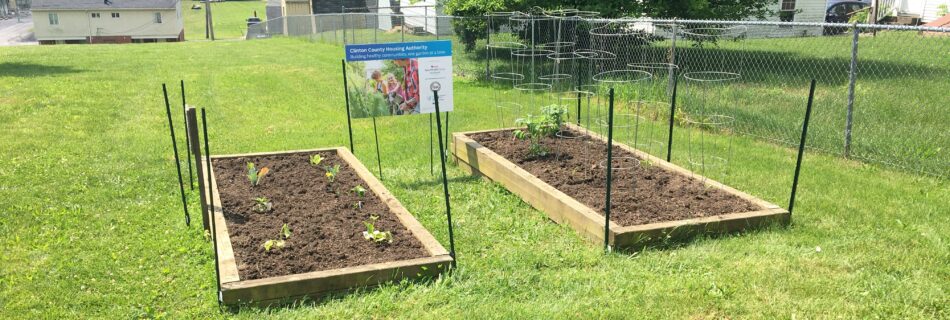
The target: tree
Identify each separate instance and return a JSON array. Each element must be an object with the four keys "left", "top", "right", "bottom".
[{"left": 445, "top": 0, "right": 777, "bottom": 50}]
